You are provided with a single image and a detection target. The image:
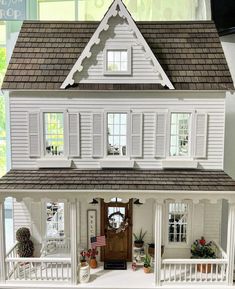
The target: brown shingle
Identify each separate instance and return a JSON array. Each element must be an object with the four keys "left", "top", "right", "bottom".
[
  {"left": 0, "top": 169, "right": 235, "bottom": 192},
  {"left": 1, "top": 20, "right": 234, "bottom": 91}
]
